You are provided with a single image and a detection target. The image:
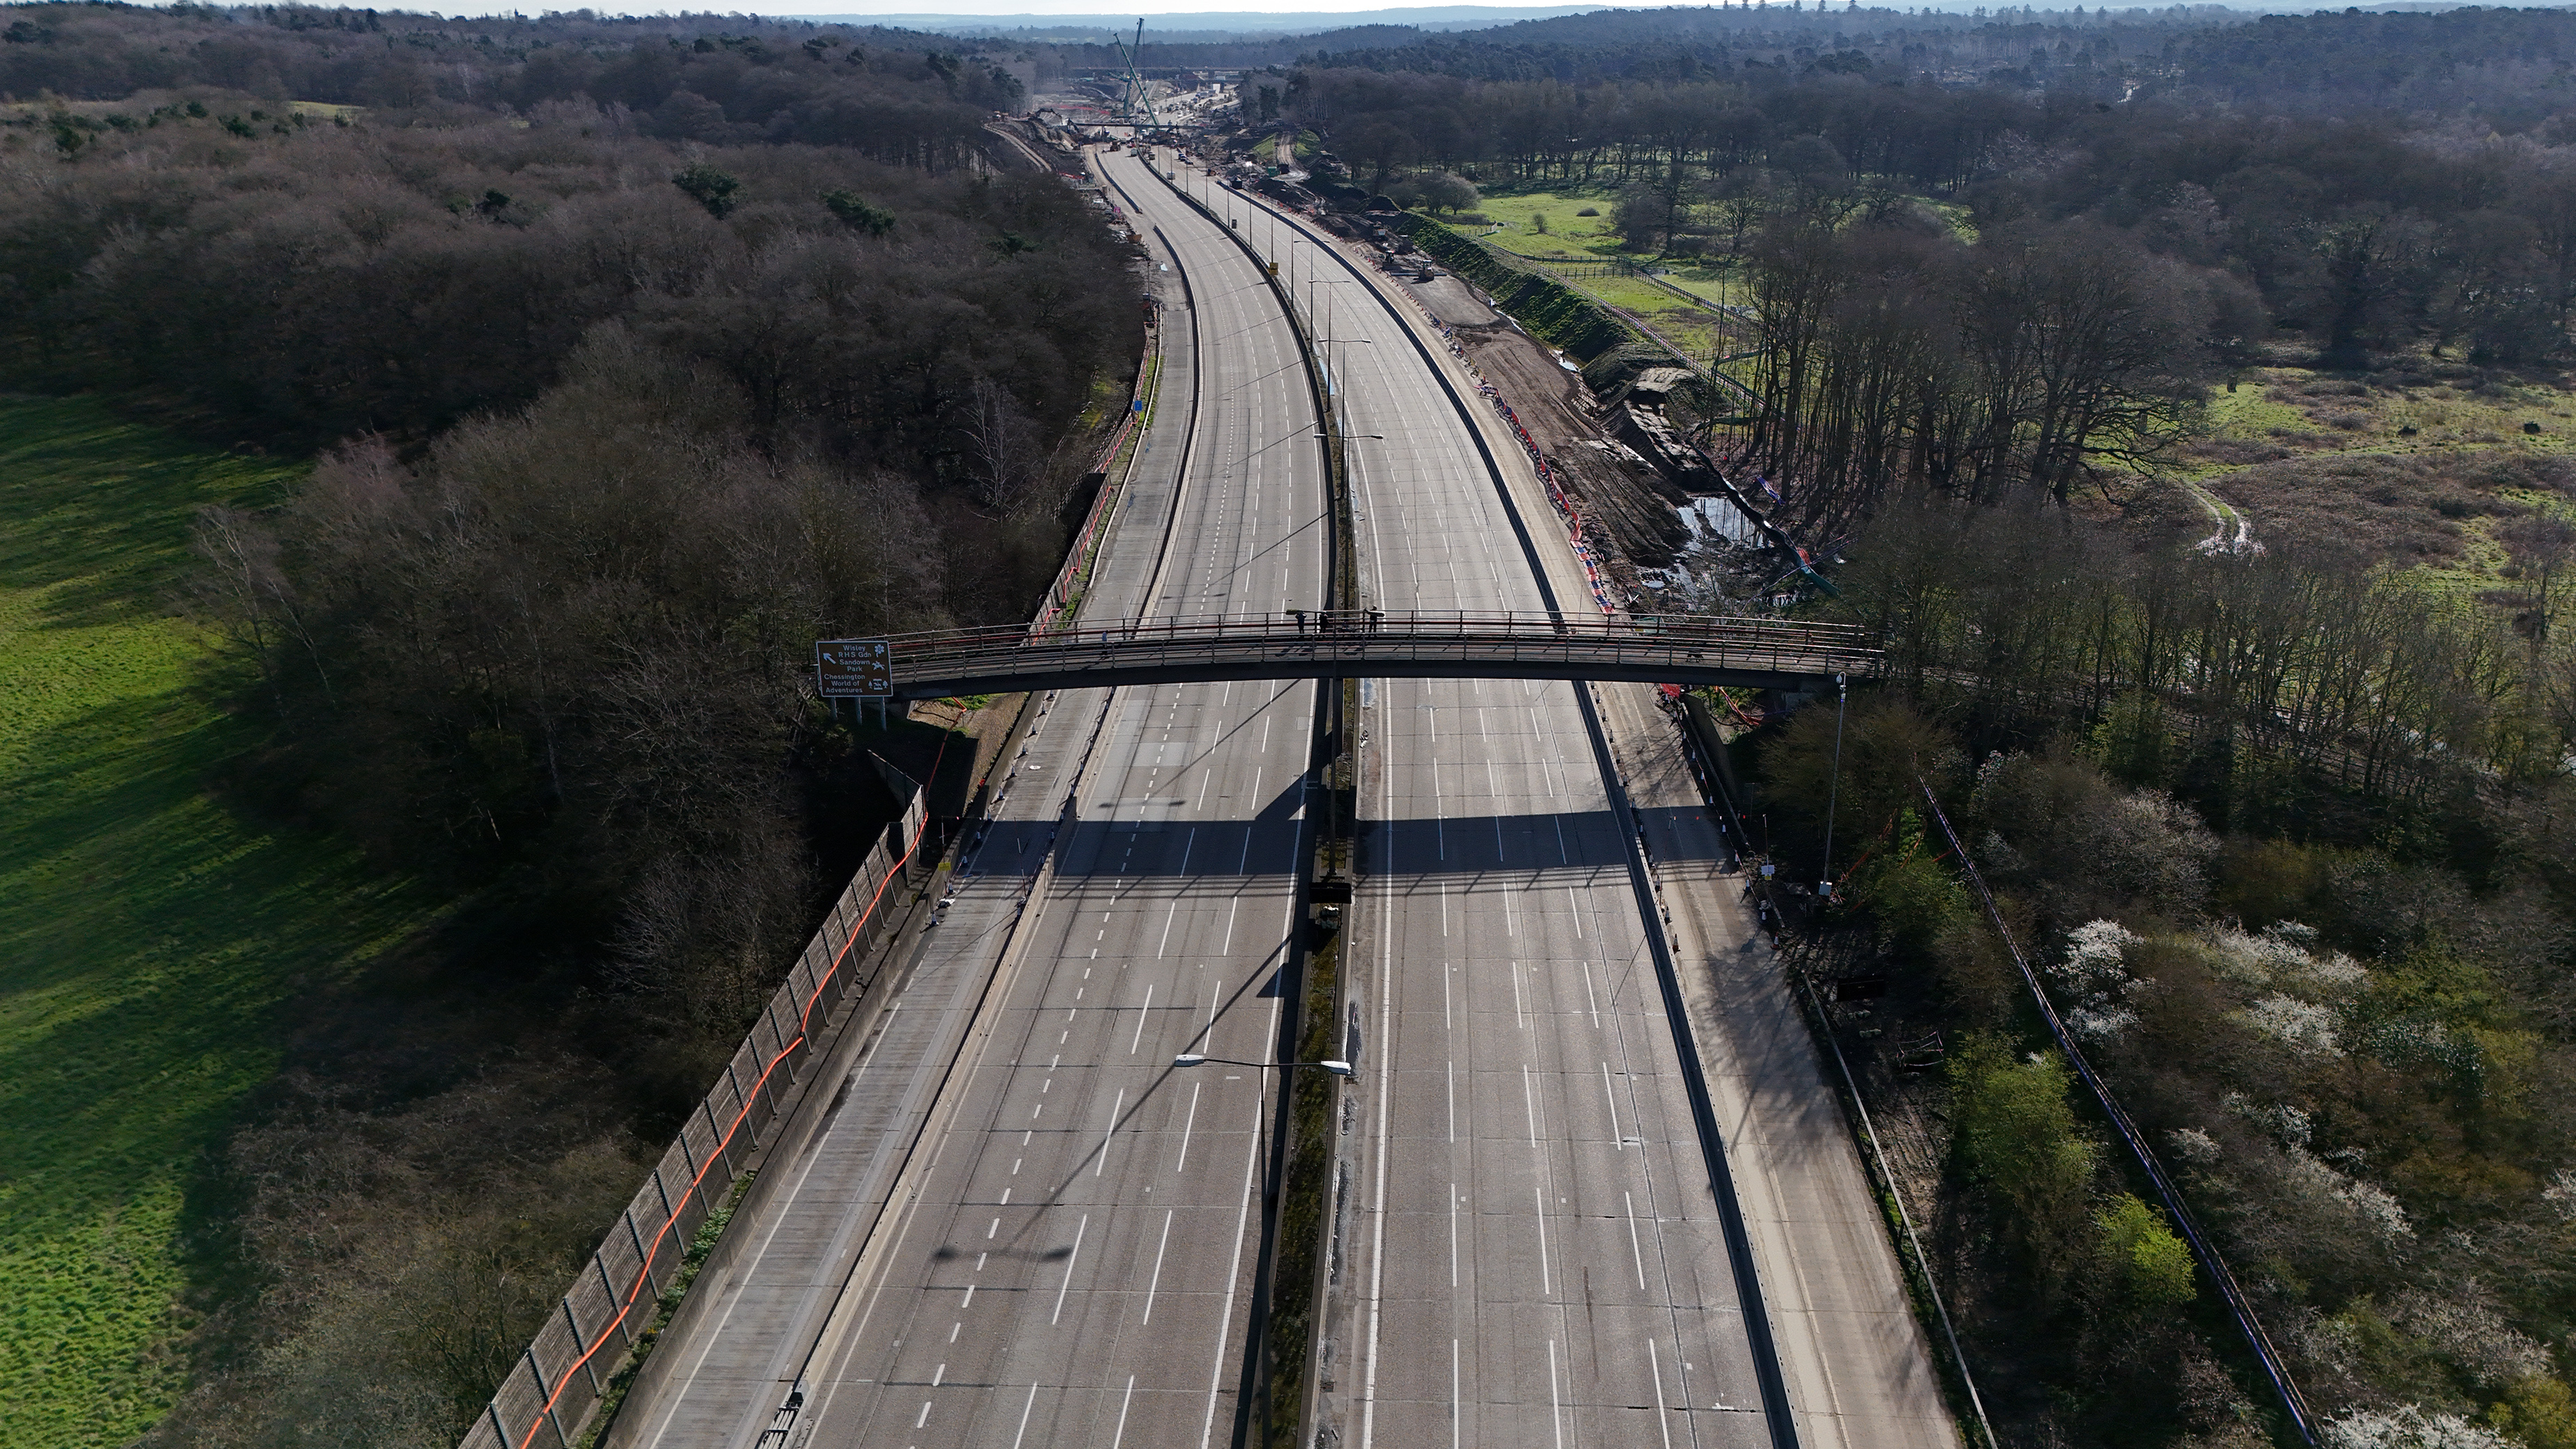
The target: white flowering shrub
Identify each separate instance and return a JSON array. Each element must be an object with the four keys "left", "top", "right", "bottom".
[
  {"left": 2207, "top": 921, "right": 2364, "bottom": 998},
  {"left": 2544, "top": 1167, "right": 2576, "bottom": 1223},
  {"left": 2389, "top": 1287, "right": 2554, "bottom": 1389},
  {"left": 2321, "top": 1404, "right": 2511, "bottom": 1449},
  {"left": 2051, "top": 919, "right": 2148, "bottom": 1040},
  {"left": 2244, "top": 993, "right": 2345, "bottom": 1057},
  {"left": 2058, "top": 918, "right": 2144, "bottom": 993},
  {"left": 2277, "top": 1145, "right": 2414, "bottom": 1241},
  {"left": 2167, "top": 1126, "right": 2222, "bottom": 1166}
]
